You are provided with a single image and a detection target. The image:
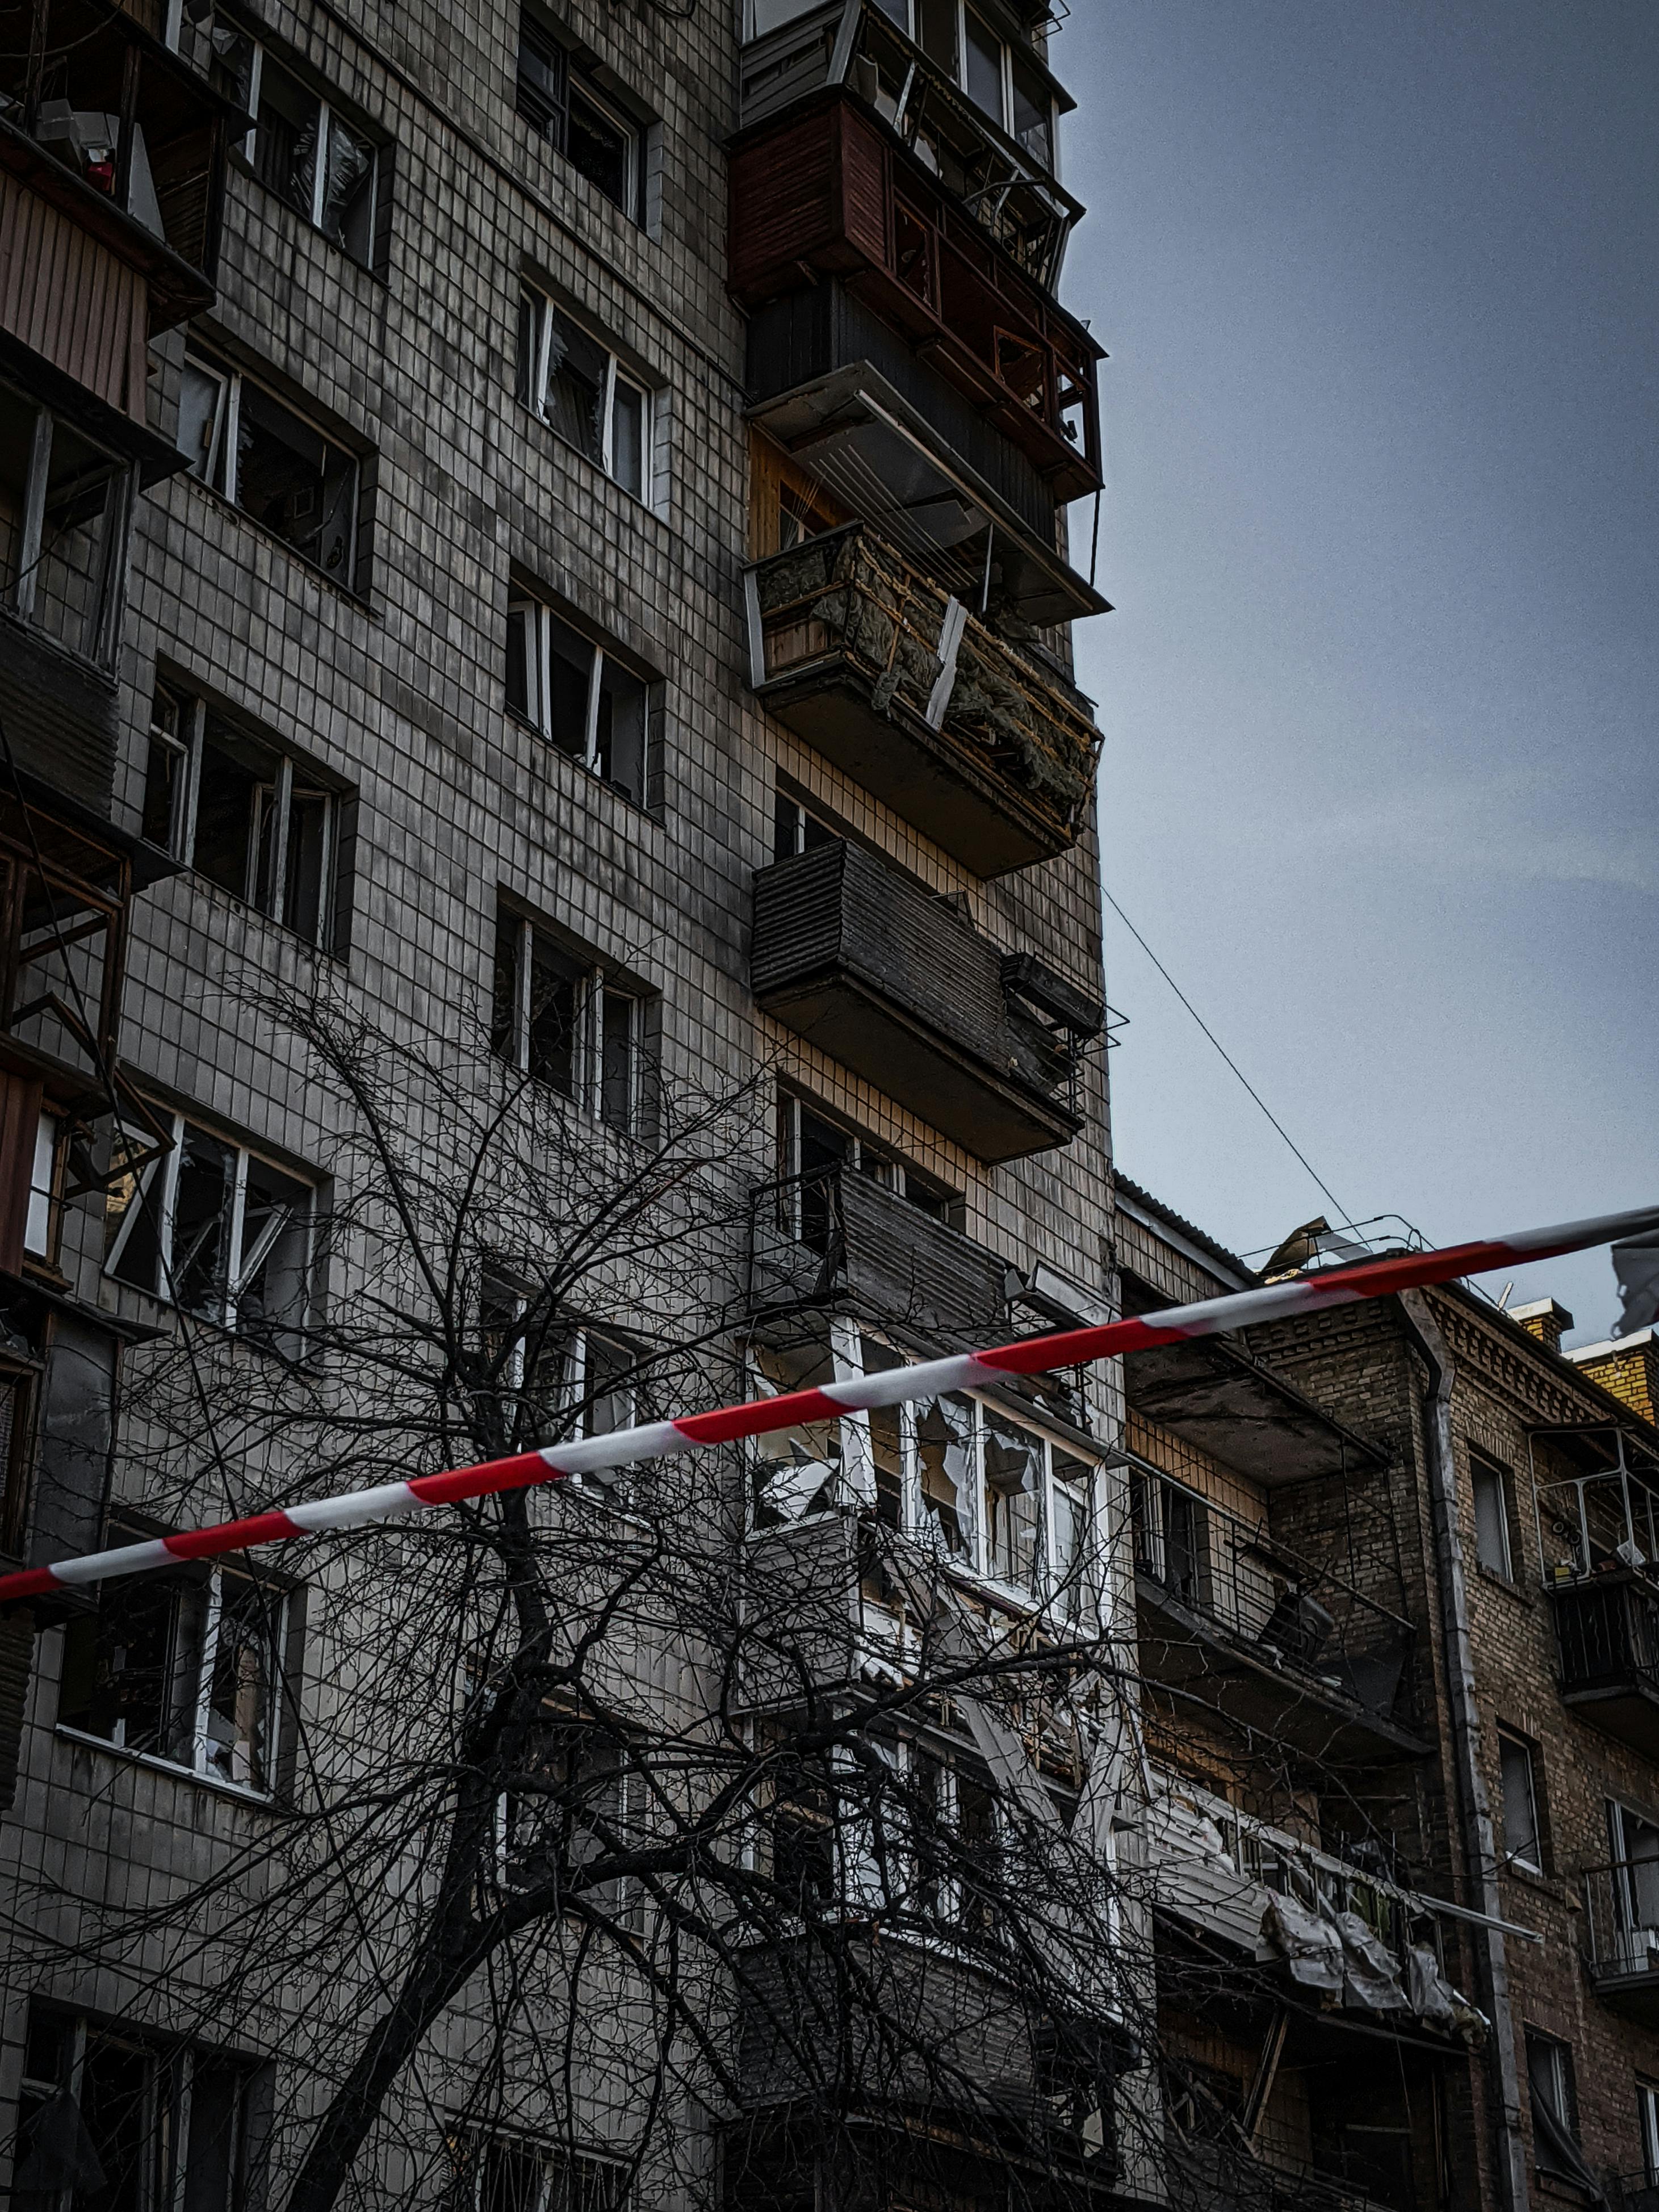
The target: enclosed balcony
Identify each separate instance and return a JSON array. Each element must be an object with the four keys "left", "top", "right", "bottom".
[
  {"left": 749, "top": 1162, "right": 1011, "bottom": 1344},
  {"left": 745, "top": 522, "right": 1102, "bottom": 875},
  {"left": 739, "top": 0, "right": 1081, "bottom": 294},
  {"left": 1131, "top": 1461, "right": 1426, "bottom": 1765},
  {"left": 0, "top": 0, "right": 236, "bottom": 389},
  {"left": 1536, "top": 1423, "right": 1659, "bottom": 1753},
  {"left": 751, "top": 839, "right": 1099, "bottom": 1163},
  {"left": 730, "top": 78, "right": 1100, "bottom": 502}
]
